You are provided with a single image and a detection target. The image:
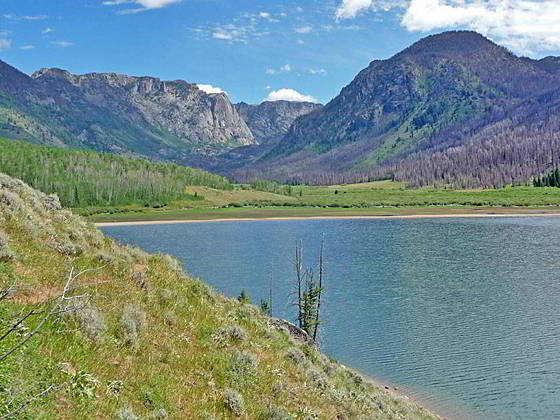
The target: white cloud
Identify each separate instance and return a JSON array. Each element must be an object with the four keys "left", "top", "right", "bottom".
[
  {"left": 335, "top": 0, "right": 560, "bottom": 54},
  {"left": 212, "top": 32, "right": 233, "bottom": 40},
  {"left": 336, "top": 0, "right": 405, "bottom": 19},
  {"left": 22, "top": 15, "right": 48, "bottom": 20},
  {"left": 42, "top": 27, "right": 54, "bottom": 34},
  {"left": 265, "top": 64, "right": 292, "bottom": 75},
  {"left": 297, "top": 39, "right": 305, "bottom": 45},
  {"left": 51, "top": 40, "right": 74, "bottom": 47},
  {"left": 309, "top": 68, "right": 327, "bottom": 75},
  {"left": 295, "top": 25, "right": 313, "bottom": 34},
  {"left": 0, "top": 38, "right": 12, "bottom": 49},
  {"left": 20, "top": 45, "right": 35, "bottom": 50},
  {"left": 2, "top": 14, "right": 48, "bottom": 20},
  {"left": 265, "top": 88, "right": 319, "bottom": 103},
  {"left": 103, "top": 0, "right": 181, "bottom": 14},
  {"left": 197, "top": 84, "right": 227, "bottom": 95}
]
